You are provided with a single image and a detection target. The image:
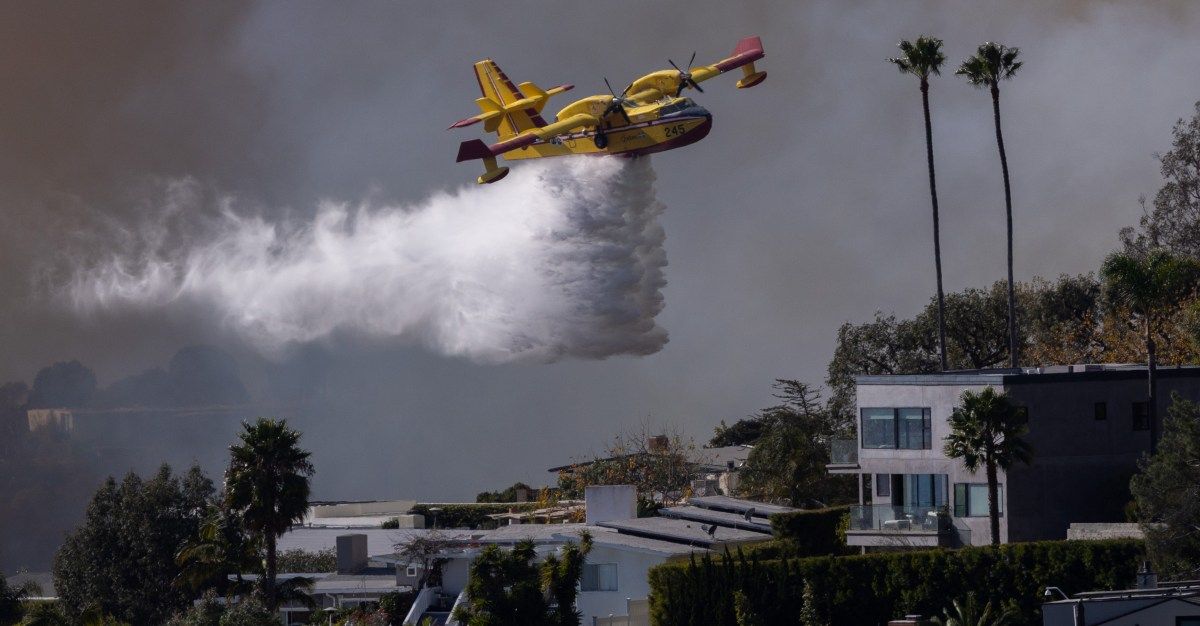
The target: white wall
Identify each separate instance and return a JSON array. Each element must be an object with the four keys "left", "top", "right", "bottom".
[
  {"left": 857, "top": 382, "right": 1006, "bottom": 545},
  {"left": 575, "top": 545, "right": 672, "bottom": 624},
  {"left": 586, "top": 486, "right": 637, "bottom": 525}
]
